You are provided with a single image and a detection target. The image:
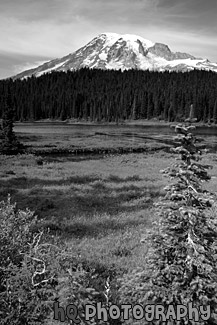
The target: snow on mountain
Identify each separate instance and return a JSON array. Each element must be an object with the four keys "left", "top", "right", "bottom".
[{"left": 13, "top": 32, "right": 217, "bottom": 79}]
